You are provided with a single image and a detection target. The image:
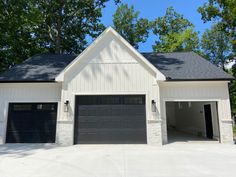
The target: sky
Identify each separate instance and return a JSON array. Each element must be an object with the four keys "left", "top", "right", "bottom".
[{"left": 101, "top": 0, "right": 213, "bottom": 52}]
